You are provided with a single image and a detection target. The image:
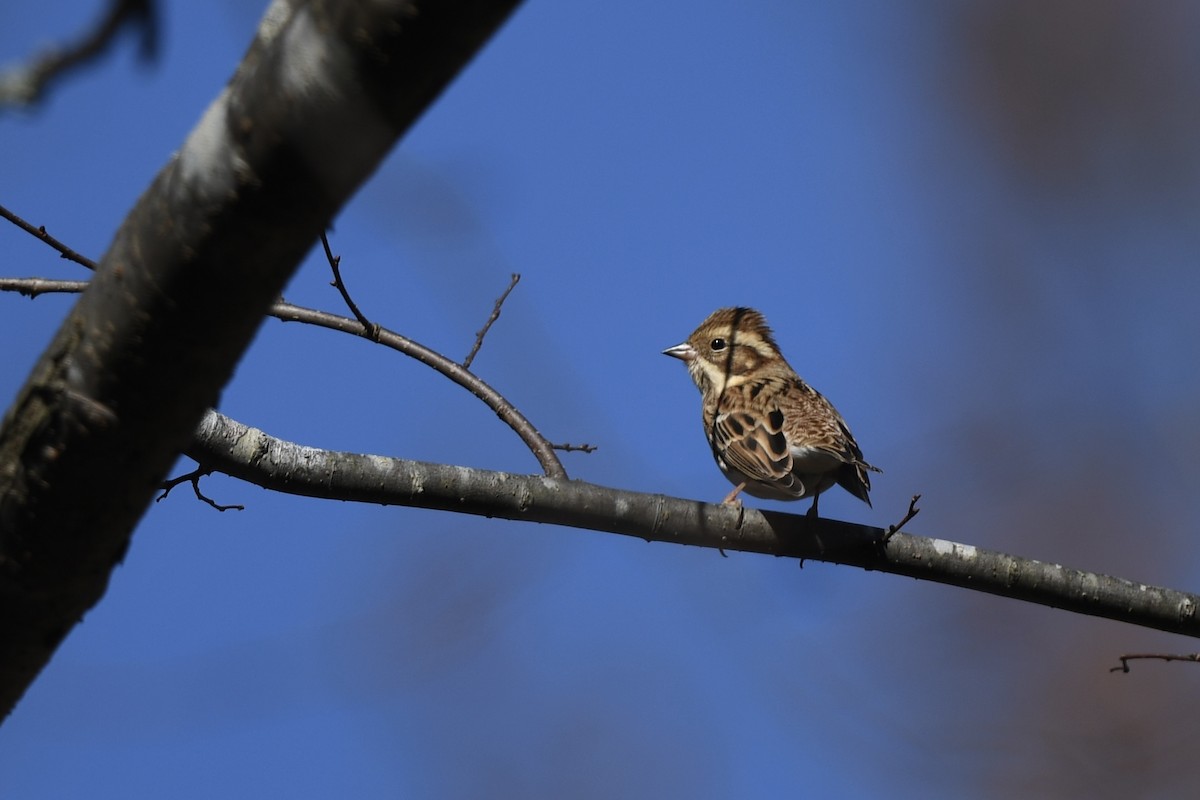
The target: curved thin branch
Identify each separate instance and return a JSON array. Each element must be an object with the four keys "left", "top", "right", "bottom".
[
  {"left": 0, "top": 276, "right": 566, "bottom": 478},
  {"left": 271, "top": 302, "right": 565, "bottom": 478},
  {"left": 306, "top": 242, "right": 552, "bottom": 470},
  {"left": 464, "top": 272, "right": 519, "bottom": 368},
  {"left": 189, "top": 409, "right": 1200, "bottom": 640},
  {"left": 1, "top": 275, "right": 566, "bottom": 474}
]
